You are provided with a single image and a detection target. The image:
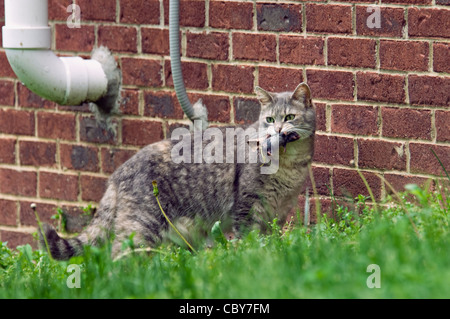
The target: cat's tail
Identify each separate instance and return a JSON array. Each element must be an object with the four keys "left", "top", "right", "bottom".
[
  {"left": 38, "top": 224, "right": 86, "bottom": 260},
  {"left": 38, "top": 183, "right": 117, "bottom": 260}
]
